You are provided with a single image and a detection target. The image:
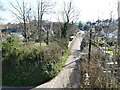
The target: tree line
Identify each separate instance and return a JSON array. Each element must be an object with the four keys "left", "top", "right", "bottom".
[{"left": 7, "top": 0, "right": 80, "bottom": 45}]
